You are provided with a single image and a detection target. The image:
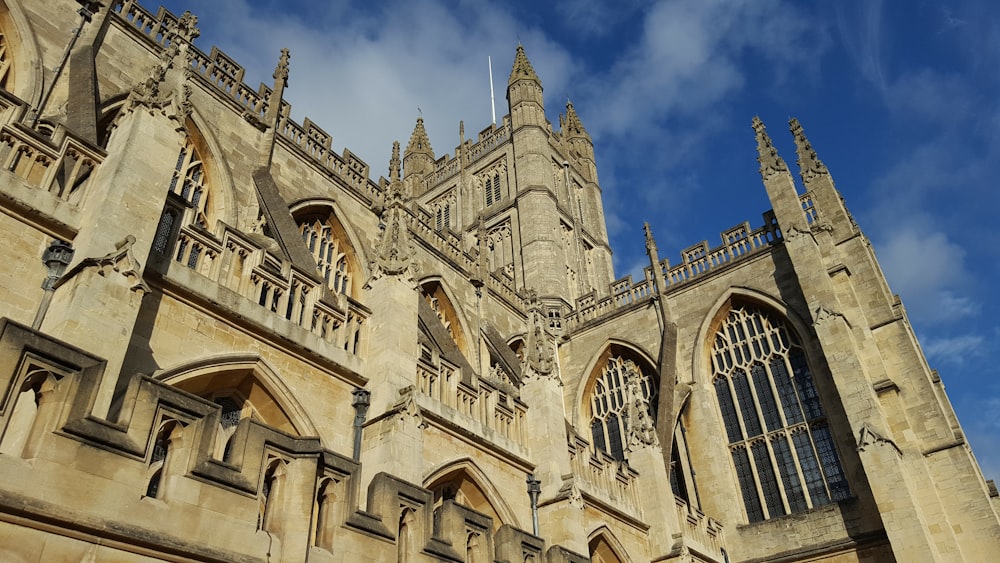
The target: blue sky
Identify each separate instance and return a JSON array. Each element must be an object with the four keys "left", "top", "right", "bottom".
[{"left": 150, "top": 0, "right": 1000, "bottom": 477}]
